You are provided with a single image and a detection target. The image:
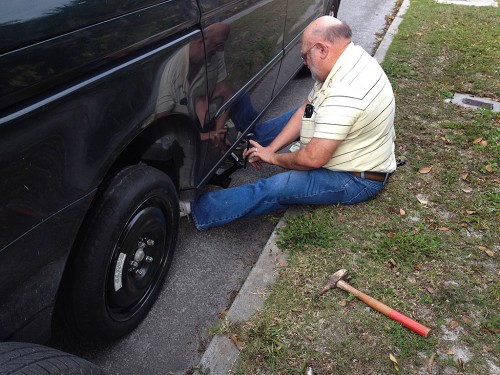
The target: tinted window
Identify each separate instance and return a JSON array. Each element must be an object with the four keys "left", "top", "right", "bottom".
[{"left": 0, "top": 0, "right": 185, "bottom": 53}]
